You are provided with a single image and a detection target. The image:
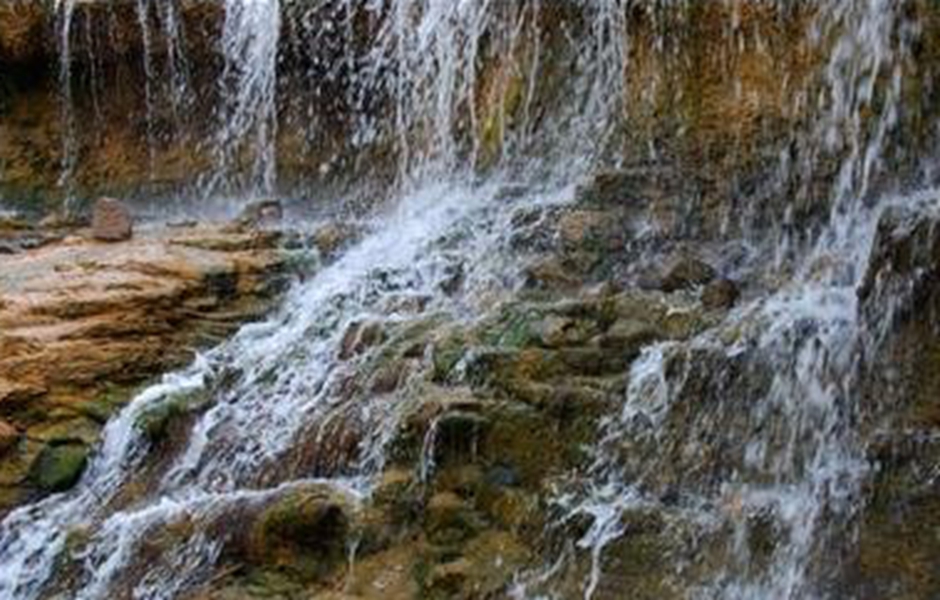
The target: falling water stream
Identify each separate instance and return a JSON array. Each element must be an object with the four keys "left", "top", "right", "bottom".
[{"left": 1, "top": 1, "right": 935, "bottom": 598}]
